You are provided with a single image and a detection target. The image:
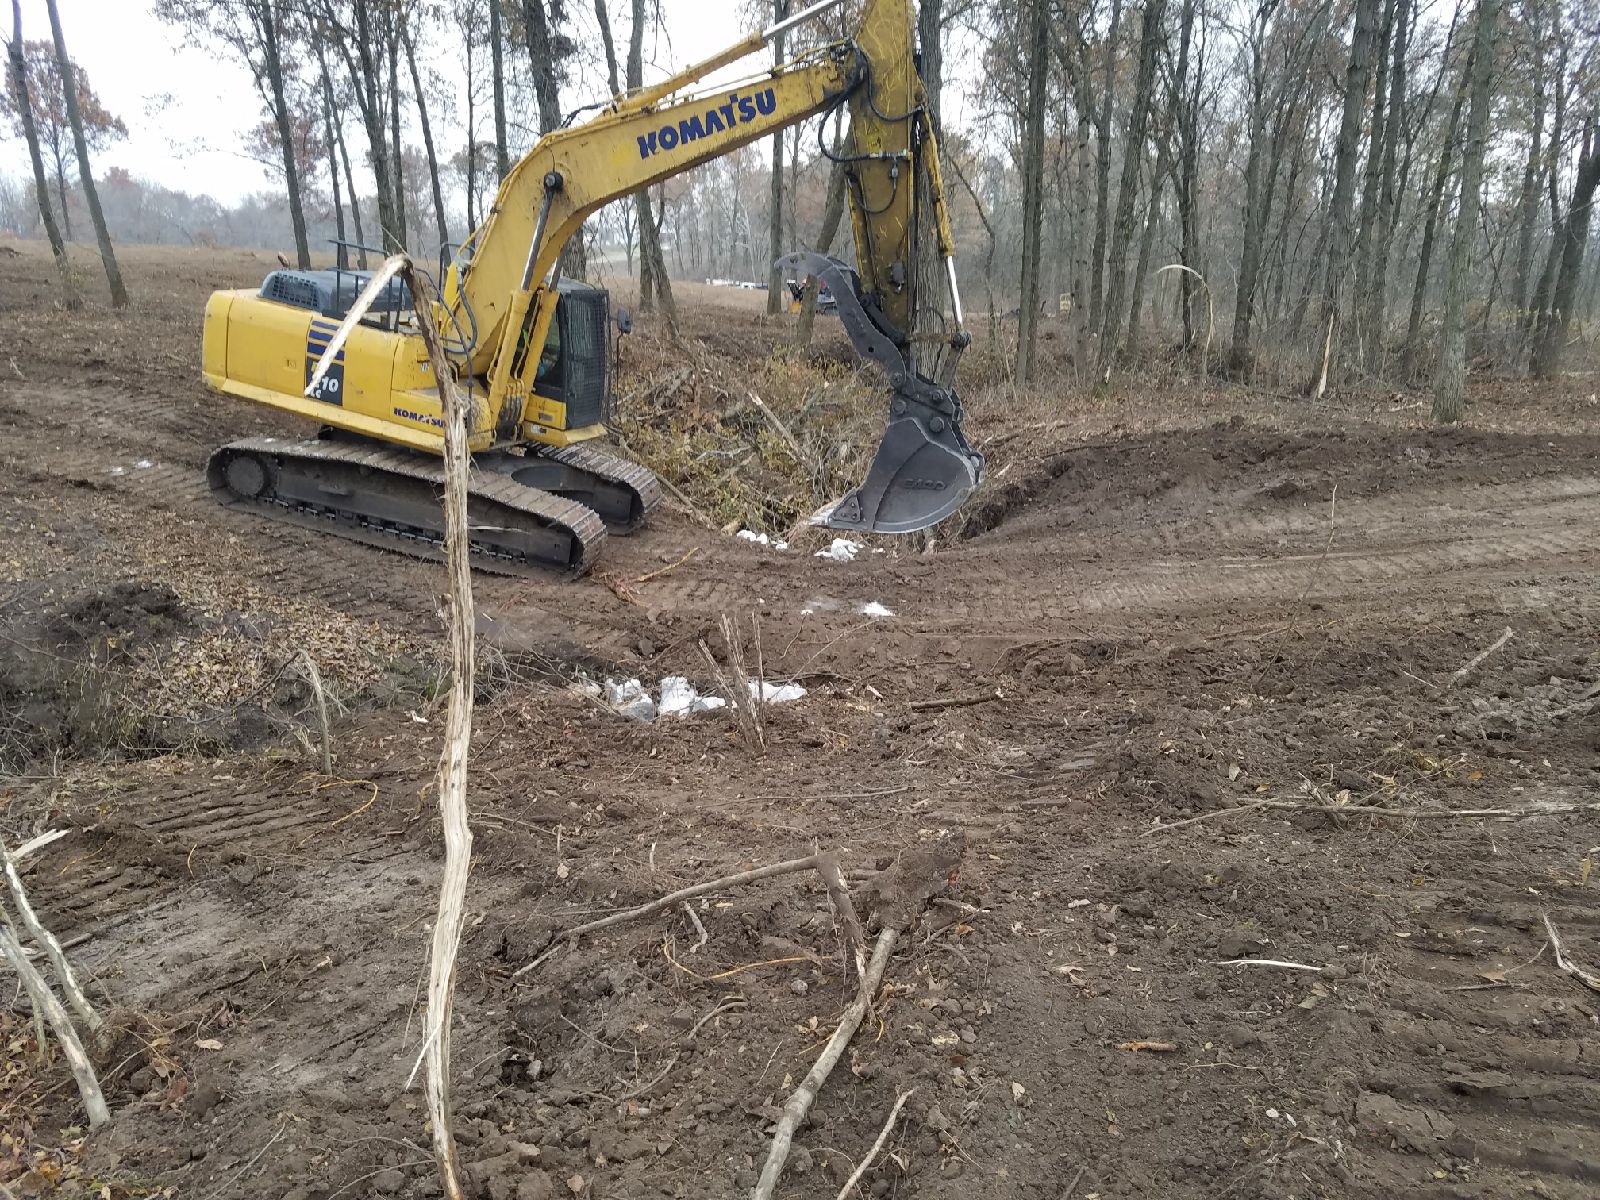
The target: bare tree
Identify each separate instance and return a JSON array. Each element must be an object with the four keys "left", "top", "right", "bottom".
[
  {"left": 1100, "top": 0, "right": 1165, "bottom": 366},
  {"left": 1308, "top": 0, "right": 1379, "bottom": 398},
  {"left": 1530, "top": 118, "right": 1599, "bottom": 379},
  {"left": 402, "top": 15, "right": 449, "bottom": 250},
  {"left": 5, "top": 0, "right": 74, "bottom": 305},
  {"left": 766, "top": 0, "right": 789, "bottom": 313},
  {"left": 1017, "top": 0, "right": 1050, "bottom": 382},
  {"left": 43, "top": 0, "right": 125, "bottom": 307}
]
